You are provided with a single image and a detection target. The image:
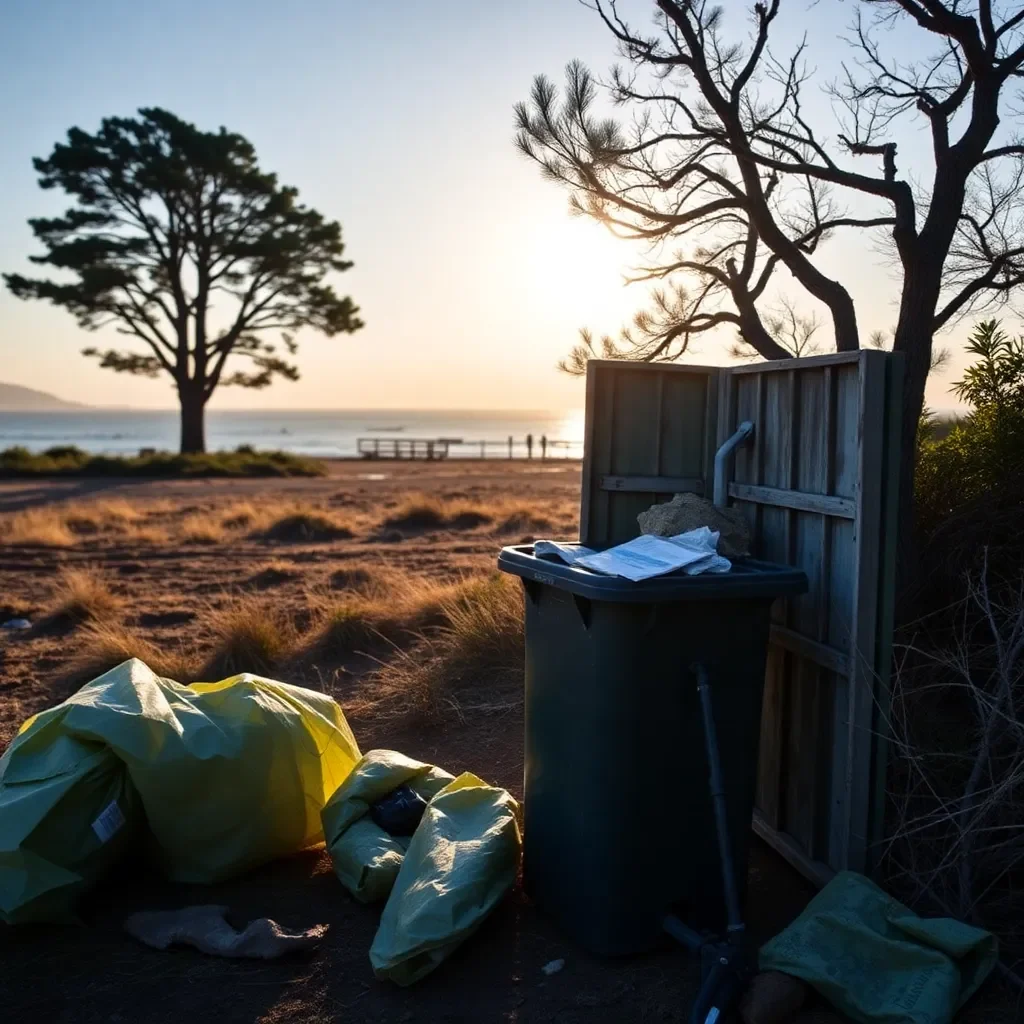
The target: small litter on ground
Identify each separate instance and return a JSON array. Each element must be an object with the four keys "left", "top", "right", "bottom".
[{"left": 124, "top": 905, "right": 328, "bottom": 959}]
